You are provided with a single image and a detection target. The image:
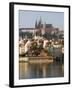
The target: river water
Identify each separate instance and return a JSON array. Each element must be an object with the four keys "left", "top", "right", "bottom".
[{"left": 19, "top": 60, "right": 64, "bottom": 79}]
